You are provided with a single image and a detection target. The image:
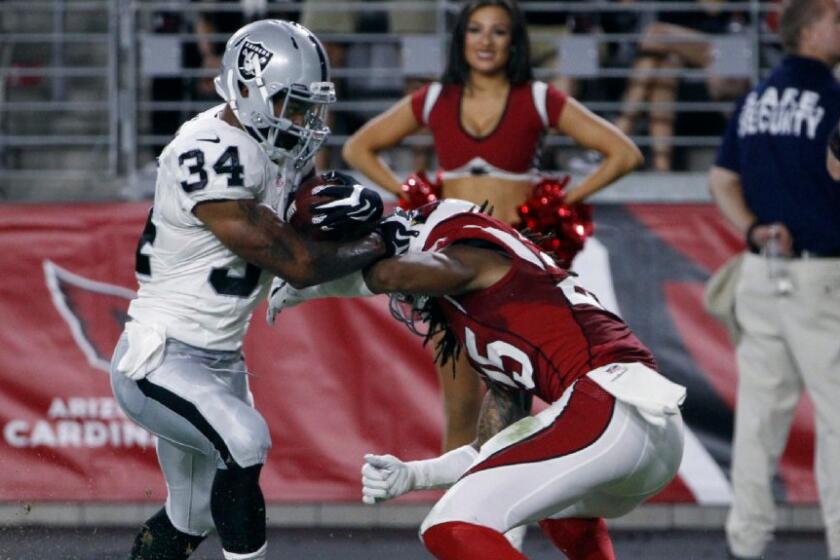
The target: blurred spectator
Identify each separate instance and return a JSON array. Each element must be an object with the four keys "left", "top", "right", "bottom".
[
  {"left": 600, "top": 0, "right": 647, "bottom": 70},
  {"left": 388, "top": 0, "right": 437, "bottom": 39},
  {"left": 614, "top": 0, "right": 750, "bottom": 171},
  {"left": 193, "top": 1, "right": 300, "bottom": 96},
  {"left": 708, "top": 0, "right": 840, "bottom": 558},
  {"left": 300, "top": 0, "right": 358, "bottom": 69},
  {"left": 565, "top": 0, "right": 647, "bottom": 172},
  {"left": 523, "top": 0, "right": 575, "bottom": 94},
  {"left": 193, "top": 0, "right": 246, "bottom": 99},
  {"left": 149, "top": 7, "right": 197, "bottom": 156},
  {"left": 524, "top": 0, "right": 596, "bottom": 170},
  {"left": 386, "top": 0, "right": 440, "bottom": 171},
  {"left": 300, "top": 0, "right": 362, "bottom": 169}
]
